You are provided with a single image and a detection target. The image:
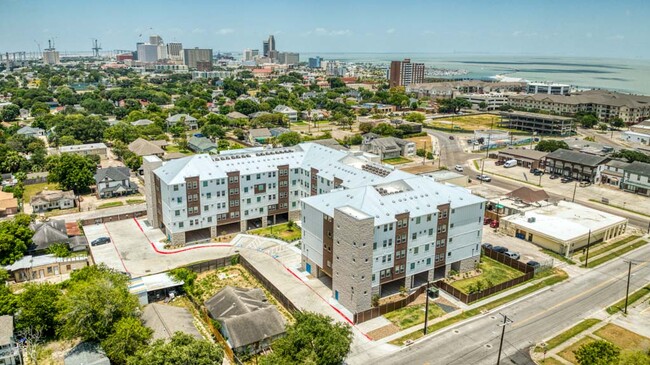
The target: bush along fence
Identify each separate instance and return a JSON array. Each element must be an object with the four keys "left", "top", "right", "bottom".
[
  {"left": 353, "top": 284, "right": 429, "bottom": 324},
  {"left": 435, "top": 248, "right": 534, "bottom": 304}
]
